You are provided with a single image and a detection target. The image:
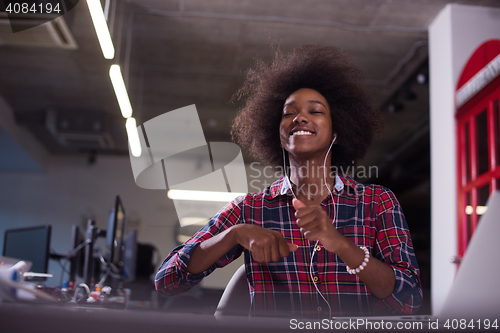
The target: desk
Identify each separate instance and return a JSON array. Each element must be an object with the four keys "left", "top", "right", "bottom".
[
  {"left": 0, "top": 302, "right": 465, "bottom": 333},
  {"left": 0, "top": 302, "right": 292, "bottom": 333}
]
